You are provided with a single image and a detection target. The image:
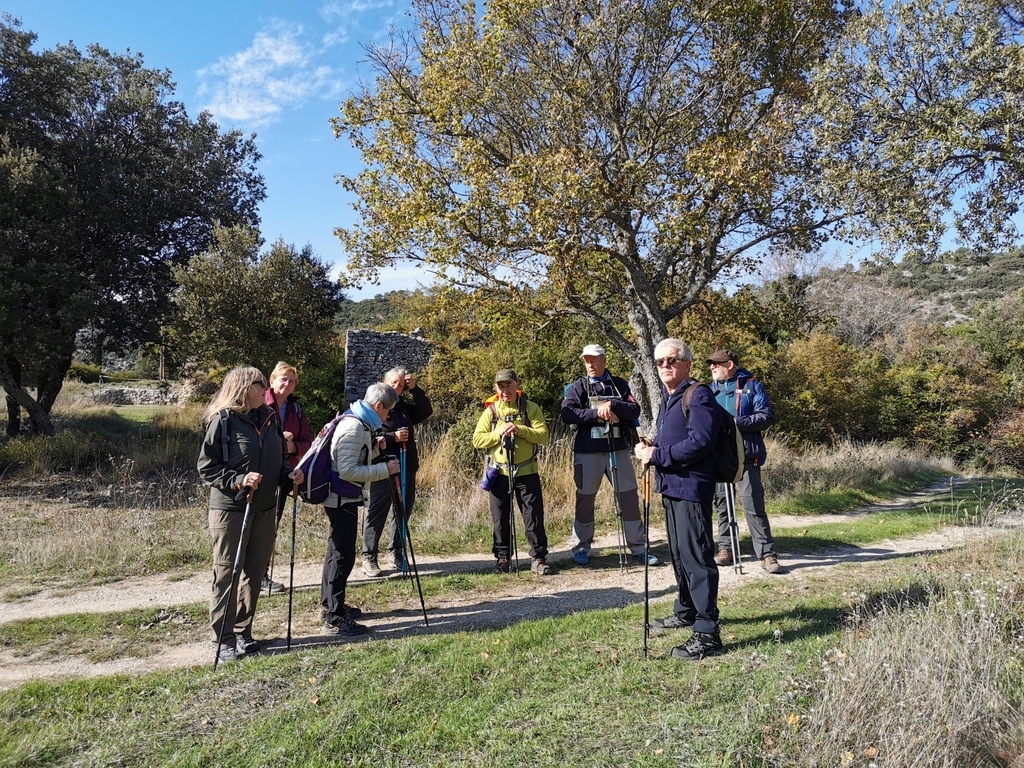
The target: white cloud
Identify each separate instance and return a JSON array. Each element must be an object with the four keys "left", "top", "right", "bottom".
[
  {"left": 319, "top": 0, "right": 396, "bottom": 24},
  {"left": 198, "top": 21, "right": 345, "bottom": 126},
  {"left": 319, "top": 0, "right": 401, "bottom": 46}
]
